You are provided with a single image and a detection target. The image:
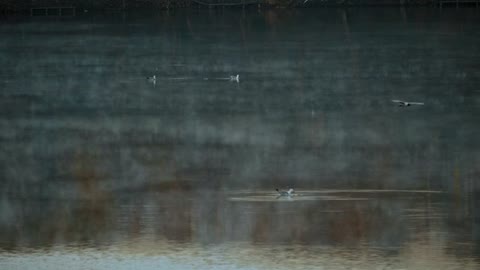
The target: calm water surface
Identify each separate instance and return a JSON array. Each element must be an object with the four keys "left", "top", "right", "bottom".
[{"left": 0, "top": 7, "right": 479, "bottom": 270}]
